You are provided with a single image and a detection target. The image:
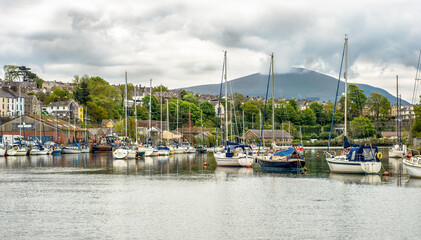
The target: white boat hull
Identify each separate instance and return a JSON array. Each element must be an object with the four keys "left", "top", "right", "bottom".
[
  {"left": 326, "top": 156, "right": 381, "bottom": 174},
  {"left": 7, "top": 148, "right": 28, "bottom": 156},
  {"left": 403, "top": 158, "right": 421, "bottom": 178},
  {"left": 81, "top": 147, "right": 90, "bottom": 153},
  {"left": 0, "top": 148, "right": 6, "bottom": 156},
  {"left": 113, "top": 148, "right": 136, "bottom": 159},
  {"left": 30, "top": 149, "right": 49, "bottom": 155},
  {"left": 158, "top": 150, "right": 169, "bottom": 156},
  {"left": 174, "top": 148, "right": 184, "bottom": 154},
  {"left": 62, "top": 148, "right": 82, "bottom": 154}
]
